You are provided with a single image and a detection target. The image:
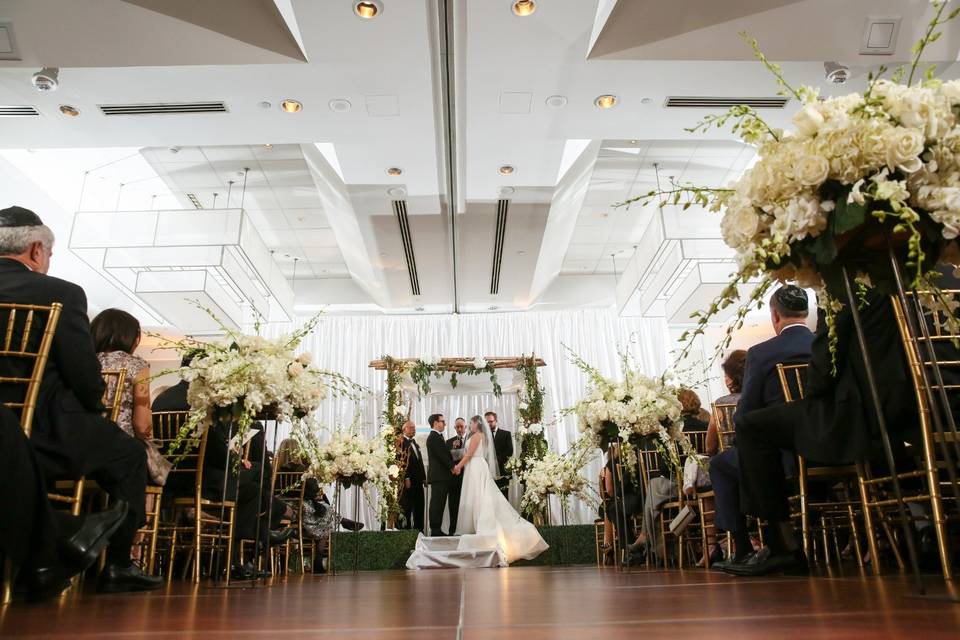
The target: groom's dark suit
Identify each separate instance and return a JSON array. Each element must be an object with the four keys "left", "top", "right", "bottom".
[{"left": 426, "top": 429, "right": 455, "bottom": 536}]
